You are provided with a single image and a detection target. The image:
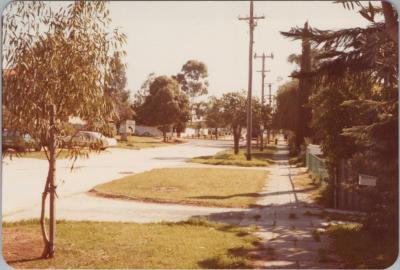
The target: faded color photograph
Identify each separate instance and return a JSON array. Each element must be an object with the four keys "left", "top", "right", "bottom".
[{"left": 2, "top": 0, "right": 399, "bottom": 269}]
